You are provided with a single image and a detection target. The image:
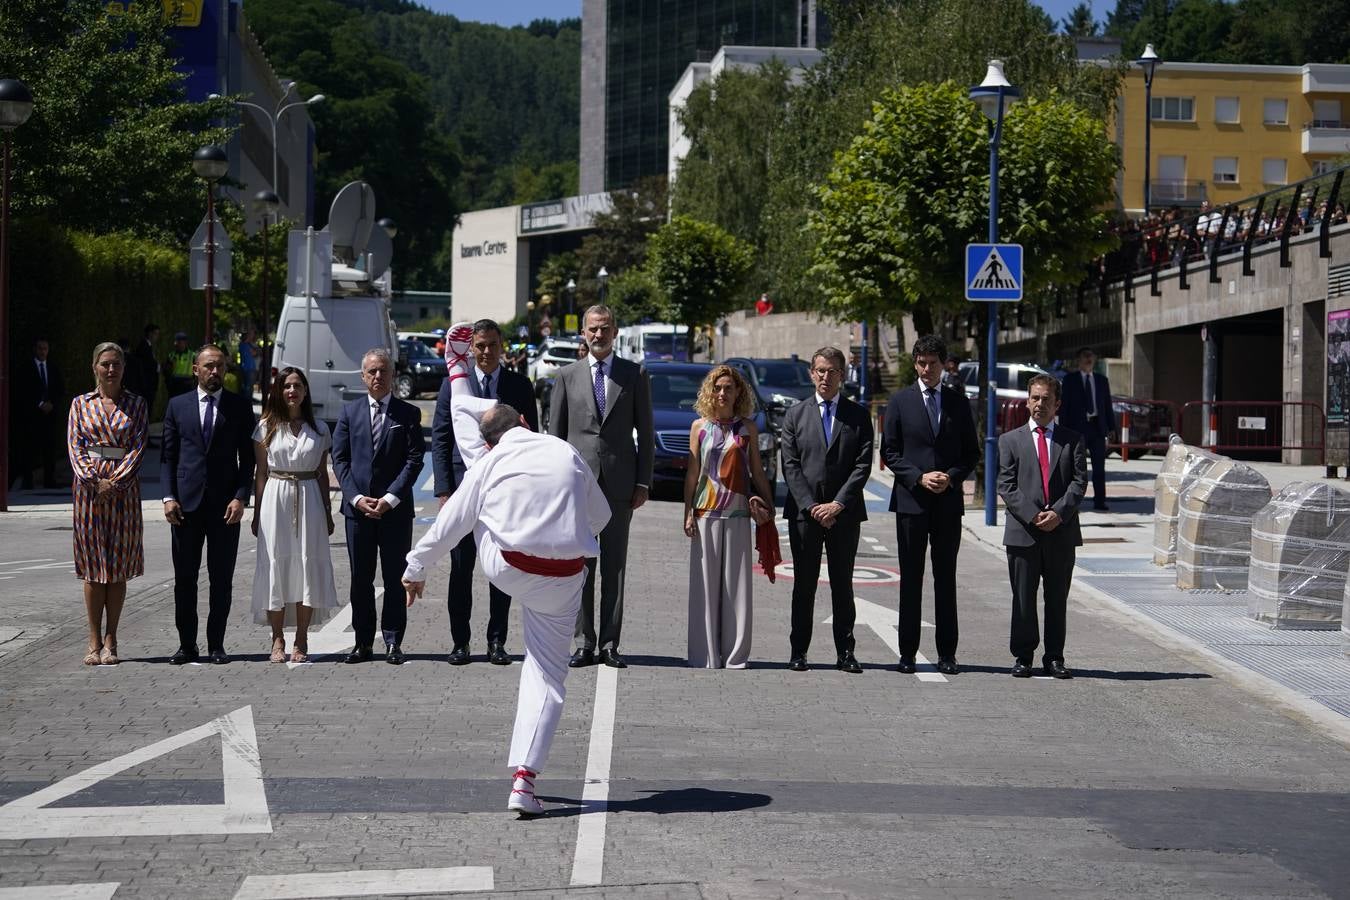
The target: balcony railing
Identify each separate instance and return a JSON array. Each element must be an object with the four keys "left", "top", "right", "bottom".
[
  {"left": 1150, "top": 179, "right": 1207, "bottom": 206},
  {"left": 1303, "top": 123, "right": 1350, "bottom": 155}
]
